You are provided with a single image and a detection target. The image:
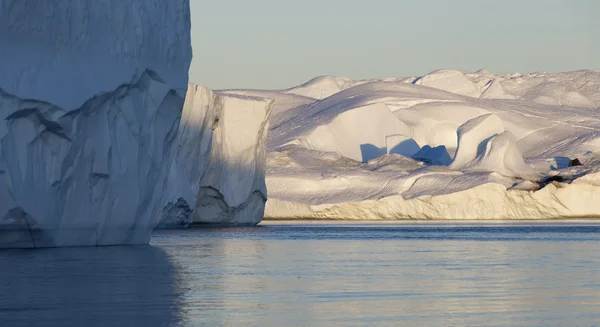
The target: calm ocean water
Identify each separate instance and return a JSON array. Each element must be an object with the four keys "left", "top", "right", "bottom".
[{"left": 1, "top": 221, "right": 600, "bottom": 327}]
